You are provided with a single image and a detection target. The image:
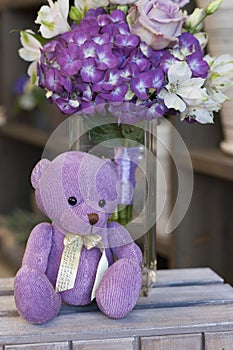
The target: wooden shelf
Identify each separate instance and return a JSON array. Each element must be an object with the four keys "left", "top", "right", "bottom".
[
  {"left": 0, "top": 0, "right": 45, "bottom": 10},
  {"left": 190, "top": 148, "right": 233, "bottom": 181},
  {"left": 0, "top": 122, "right": 50, "bottom": 148},
  {"left": 2, "top": 124, "right": 233, "bottom": 180}
]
